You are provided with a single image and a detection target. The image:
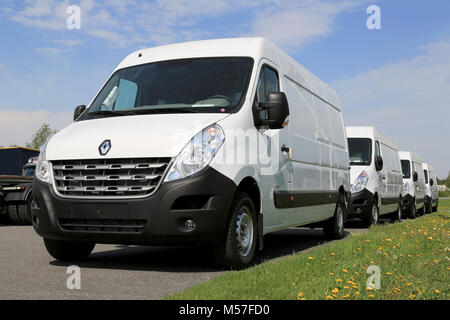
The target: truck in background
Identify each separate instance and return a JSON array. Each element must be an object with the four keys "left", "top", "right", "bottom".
[{"left": 0, "top": 147, "right": 40, "bottom": 225}]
